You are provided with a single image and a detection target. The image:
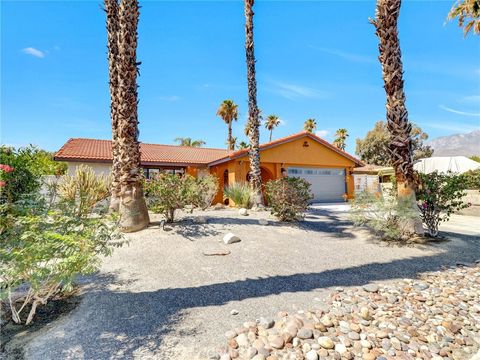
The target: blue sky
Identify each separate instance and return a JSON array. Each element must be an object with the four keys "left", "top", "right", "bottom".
[{"left": 1, "top": 0, "right": 479, "bottom": 153}]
